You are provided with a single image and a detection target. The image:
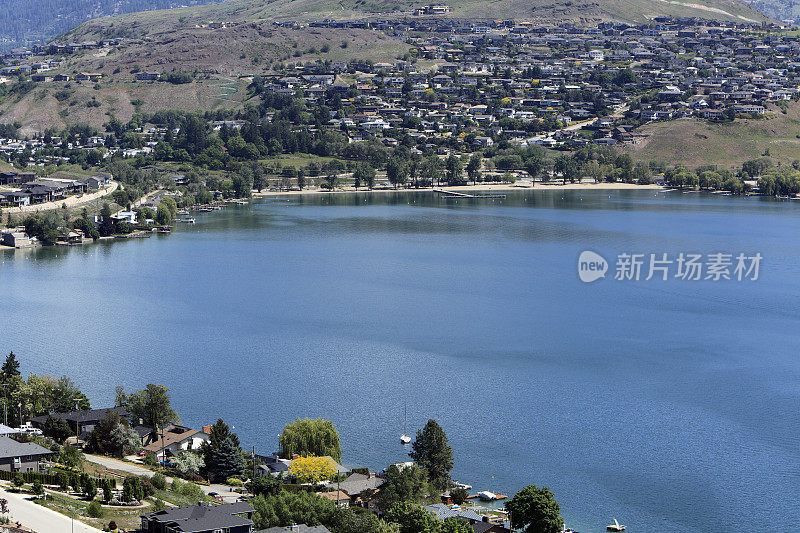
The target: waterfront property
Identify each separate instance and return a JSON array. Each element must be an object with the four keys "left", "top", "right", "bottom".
[
  {"left": 28, "top": 406, "right": 154, "bottom": 445},
  {"left": 143, "top": 424, "right": 211, "bottom": 460},
  {"left": 0, "top": 435, "right": 51, "bottom": 472},
  {"left": 141, "top": 502, "right": 254, "bottom": 533}
]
